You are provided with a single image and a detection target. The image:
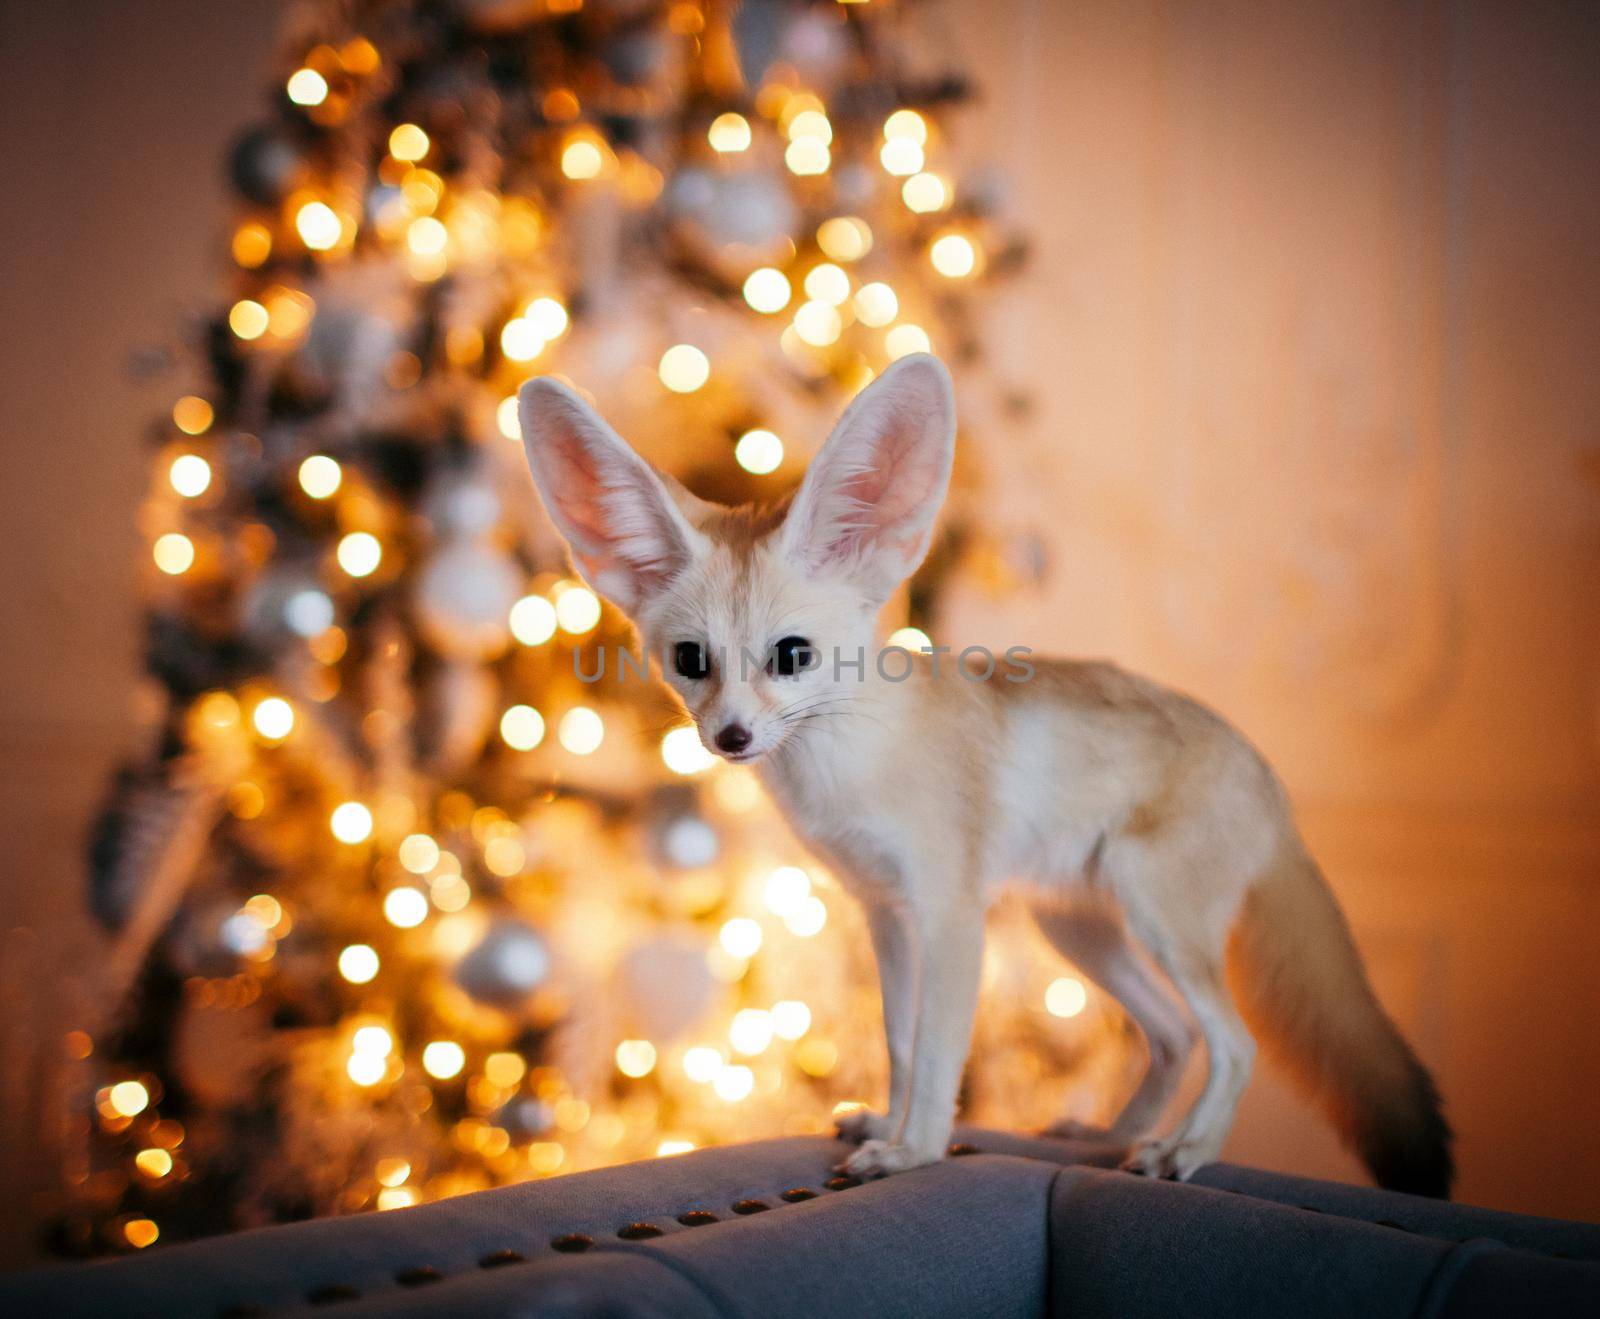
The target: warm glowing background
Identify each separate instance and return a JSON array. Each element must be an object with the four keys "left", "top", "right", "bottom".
[{"left": 1, "top": 0, "right": 1596, "bottom": 1264}]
